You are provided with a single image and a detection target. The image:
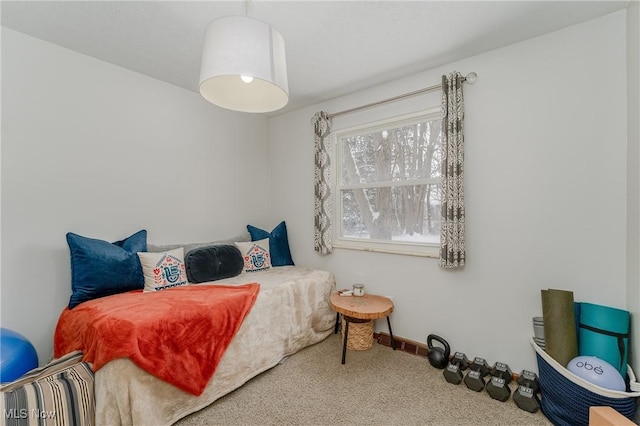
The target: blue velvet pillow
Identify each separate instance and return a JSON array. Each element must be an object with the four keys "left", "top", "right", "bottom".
[
  {"left": 66, "top": 230, "right": 147, "bottom": 309},
  {"left": 247, "top": 221, "right": 294, "bottom": 266}
]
